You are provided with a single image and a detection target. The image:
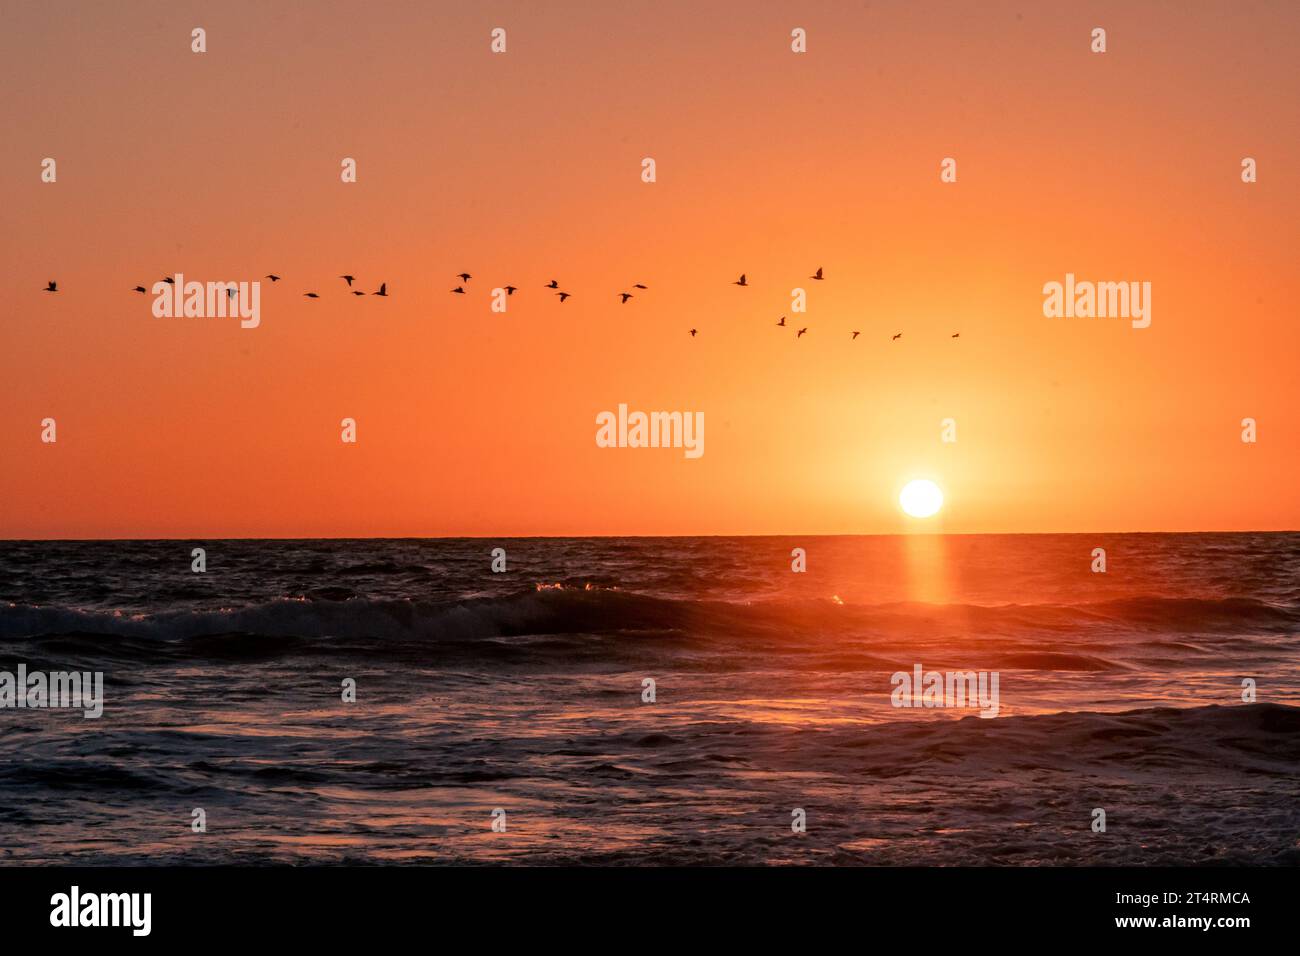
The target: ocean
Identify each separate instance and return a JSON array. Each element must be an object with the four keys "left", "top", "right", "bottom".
[{"left": 2, "top": 533, "right": 1298, "bottom": 865}]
